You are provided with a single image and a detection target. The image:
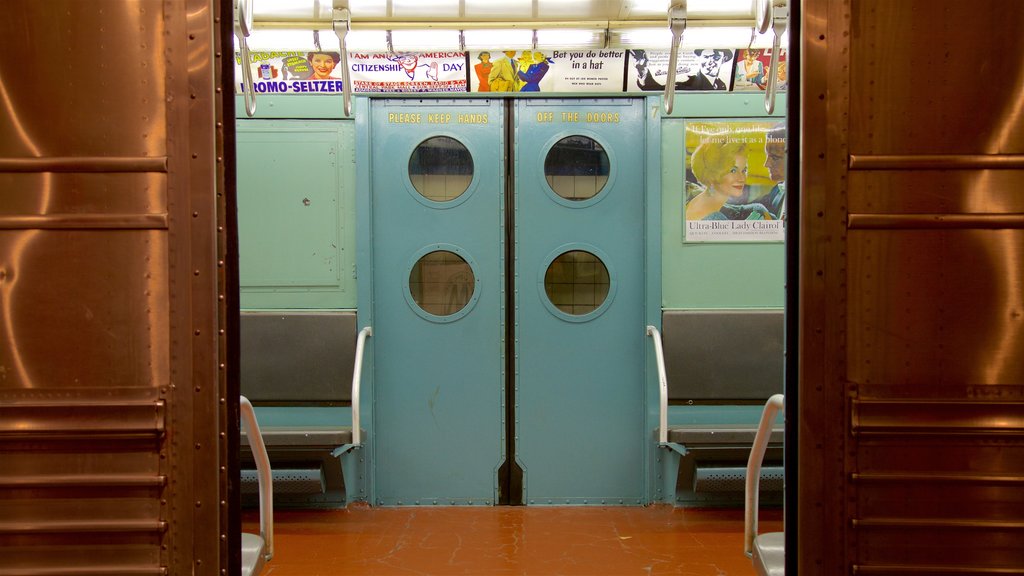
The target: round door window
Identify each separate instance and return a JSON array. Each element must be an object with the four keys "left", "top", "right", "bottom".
[
  {"left": 409, "top": 250, "right": 476, "bottom": 317},
  {"left": 409, "top": 136, "right": 474, "bottom": 202},
  {"left": 543, "top": 250, "right": 610, "bottom": 316},
  {"left": 543, "top": 135, "right": 610, "bottom": 201}
]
